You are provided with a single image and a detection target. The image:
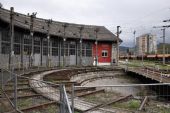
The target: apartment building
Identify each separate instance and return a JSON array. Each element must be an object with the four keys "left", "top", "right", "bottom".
[{"left": 136, "top": 34, "right": 157, "bottom": 56}]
